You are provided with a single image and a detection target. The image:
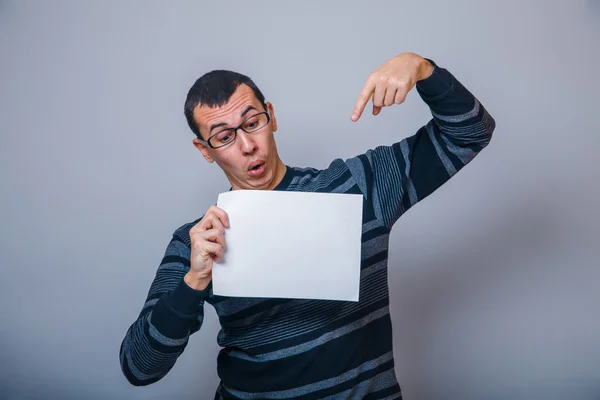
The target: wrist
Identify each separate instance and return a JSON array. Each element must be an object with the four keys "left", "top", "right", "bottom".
[
  {"left": 184, "top": 271, "right": 211, "bottom": 291},
  {"left": 417, "top": 58, "right": 435, "bottom": 81}
]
